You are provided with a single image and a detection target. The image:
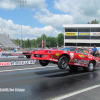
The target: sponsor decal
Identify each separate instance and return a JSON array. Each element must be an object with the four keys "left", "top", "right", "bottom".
[
  {"left": 53, "top": 56, "right": 59, "bottom": 59},
  {"left": 88, "top": 54, "right": 92, "bottom": 59},
  {"left": 74, "top": 59, "right": 89, "bottom": 65},
  {"left": 10, "top": 60, "right": 35, "bottom": 66},
  {"left": 1, "top": 53, "right": 11, "bottom": 57},
  {"left": 51, "top": 55, "right": 53, "bottom": 58},
  {"left": 81, "top": 60, "right": 85, "bottom": 62},
  {"left": 0, "top": 62, "right": 10, "bottom": 66},
  {"left": 56, "top": 53, "right": 59, "bottom": 56},
  {"left": 89, "top": 57, "right": 92, "bottom": 59},
  {"left": 70, "top": 53, "right": 74, "bottom": 59},
  {"left": 79, "top": 55, "right": 85, "bottom": 58},
  {"left": 81, "top": 64, "right": 84, "bottom": 66},
  {"left": 44, "top": 55, "right": 48, "bottom": 57},
  {"left": 1, "top": 53, "right": 22, "bottom": 57},
  {"left": 92, "top": 33, "right": 100, "bottom": 36},
  {"left": 65, "top": 32, "right": 77, "bottom": 36},
  {"left": 84, "top": 60, "right": 89, "bottom": 64},
  {"left": 74, "top": 59, "right": 78, "bottom": 63},
  {"left": 53, "top": 59, "right": 58, "bottom": 62},
  {"left": 93, "top": 57, "right": 95, "bottom": 59},
  {"left": 70, "top": 60, "right": 73, "bottom": 62},
  {"left": 83, "top": 50, "right": 86, "bottom": 52},
  {"left": 78, "top": 60, "right": 83, "bottom": 64},
  {"left": 78, "top": 33, "right": 90, "bottom": 36},
  {"left": 11, "top": 53, "right": 21, "bottom": 56},
  {"left": 84, "top": 64, "right": 87, "bottom": 66},
  {"left": 64, "top": 51, "right": 68, "bottom": 53},
  {"left": 0, "top": 60, "right": 36, "bottom": 66},
  {"left": 49, "top": 59, "right": 52, "bottom": 60},
  {"left": 74, "top": 63, "right": 80, "bottom": 65}
]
